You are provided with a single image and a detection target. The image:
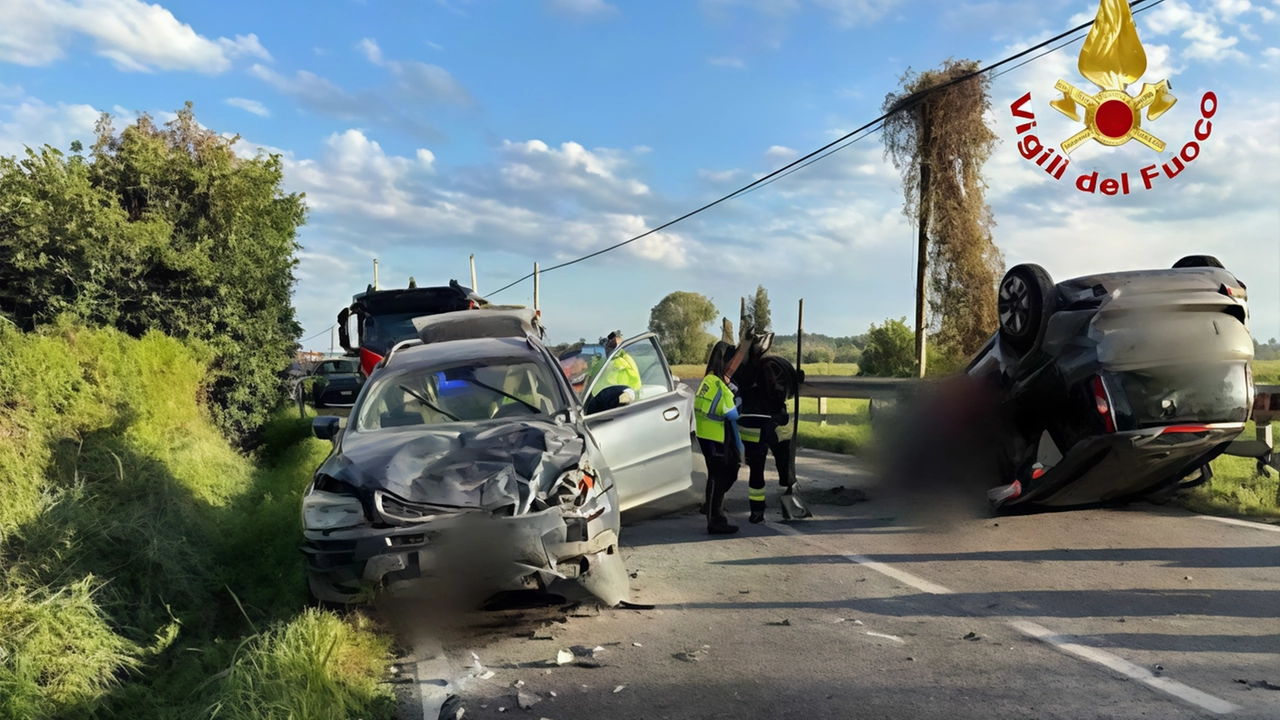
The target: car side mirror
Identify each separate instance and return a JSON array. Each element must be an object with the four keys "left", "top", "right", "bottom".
[{"left": 313, "top": 416, "right": 341, "bottom": 441}]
